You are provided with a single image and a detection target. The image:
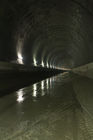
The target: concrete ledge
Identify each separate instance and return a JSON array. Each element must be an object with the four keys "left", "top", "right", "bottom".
[{"left": 72, "top": 62, "right": 93, "bottom": 79}]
